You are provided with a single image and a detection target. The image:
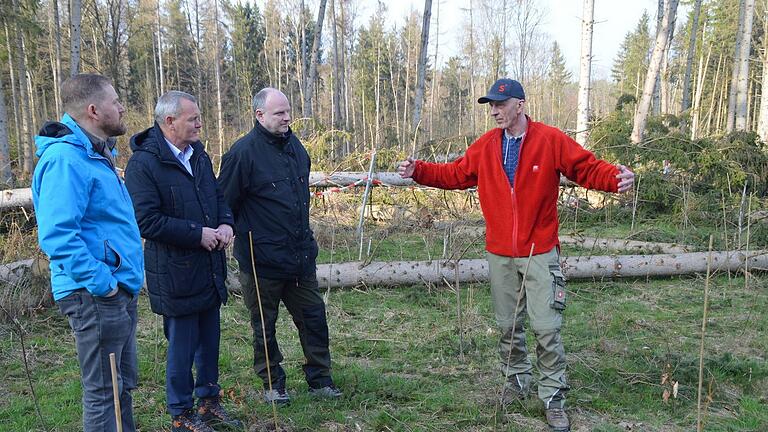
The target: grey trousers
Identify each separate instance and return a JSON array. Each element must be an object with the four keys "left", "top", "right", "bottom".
[{"left": 57, "top": 288, "right": 139, "bottom": 432}]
